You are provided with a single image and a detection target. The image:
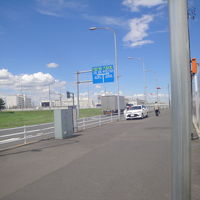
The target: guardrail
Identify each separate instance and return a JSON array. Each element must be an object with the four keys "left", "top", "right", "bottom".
[
  {"left": 76, "top": 113, "right": 123, "bottom": 131},
  {"left": 0, "top": 123, "right": 54, "bottom": 150},
  {"left": 0, "top": 113, "right": 123, "bottom": 150},
  {"left": 147, "top": 104, "right": 169, "bottom": 112}
]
